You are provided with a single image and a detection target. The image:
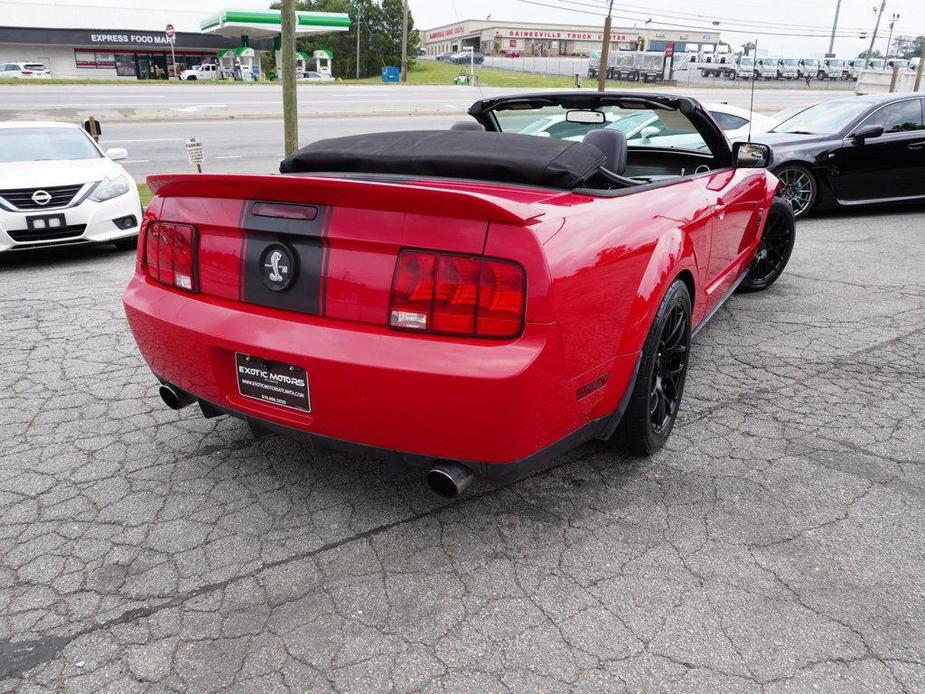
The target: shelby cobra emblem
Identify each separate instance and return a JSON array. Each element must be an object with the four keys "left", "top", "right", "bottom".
[
  {"left": 260, "top": 243, "right": 295, "bottom": 292},
  {"left": 31, "top": 190, "right": 52, "bottom": 206}
]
